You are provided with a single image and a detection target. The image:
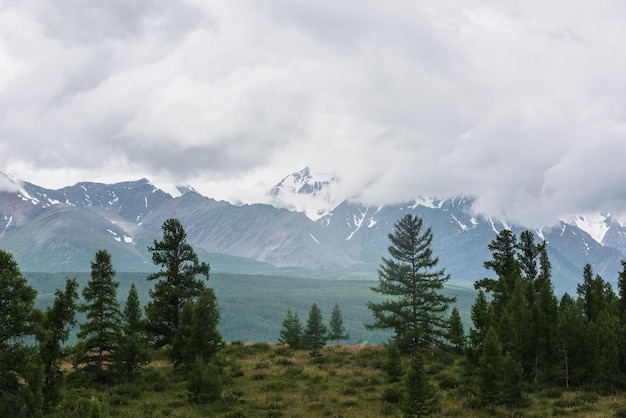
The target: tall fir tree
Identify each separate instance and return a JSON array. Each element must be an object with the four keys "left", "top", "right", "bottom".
[
  {"left": 145, "top": 218, "right": 210, "bottom": 349},
  {"left": 328, "top": 303, "right": 349, "bottom": 345},
  {"left": 78, "top": 249, "right": 122, "bottom": 382},
  {"left": 304, "top": 303, "right": 328, "bottom": 356},
  {"left": 278, "top": 308, "right": 303, "bottom": 349},
  {"left": 36, "top": 277, "right": 79, "bottom": 414},
  {"left": 116, "top": 283, "right": 151, "bottom": 376},
  {"left": 367, "top": 214, "right": 455, "bottom": 350}
]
